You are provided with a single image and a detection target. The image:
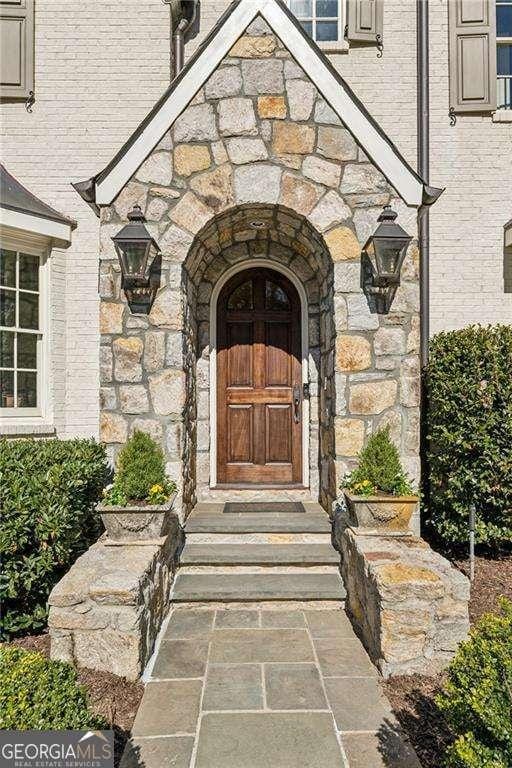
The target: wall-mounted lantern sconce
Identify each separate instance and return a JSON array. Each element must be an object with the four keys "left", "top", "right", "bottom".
[
  {"left": 362, "top": 205, "right": 412, "bottom": 314},
  {"left": 112, "top": 204, "right": 160, "bottom": 313}
]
